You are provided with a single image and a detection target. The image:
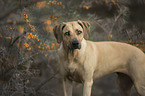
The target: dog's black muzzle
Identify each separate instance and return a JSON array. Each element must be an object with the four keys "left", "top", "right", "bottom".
[{"left": 70, "top": 40, "right": 81, "bottom": 50}]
